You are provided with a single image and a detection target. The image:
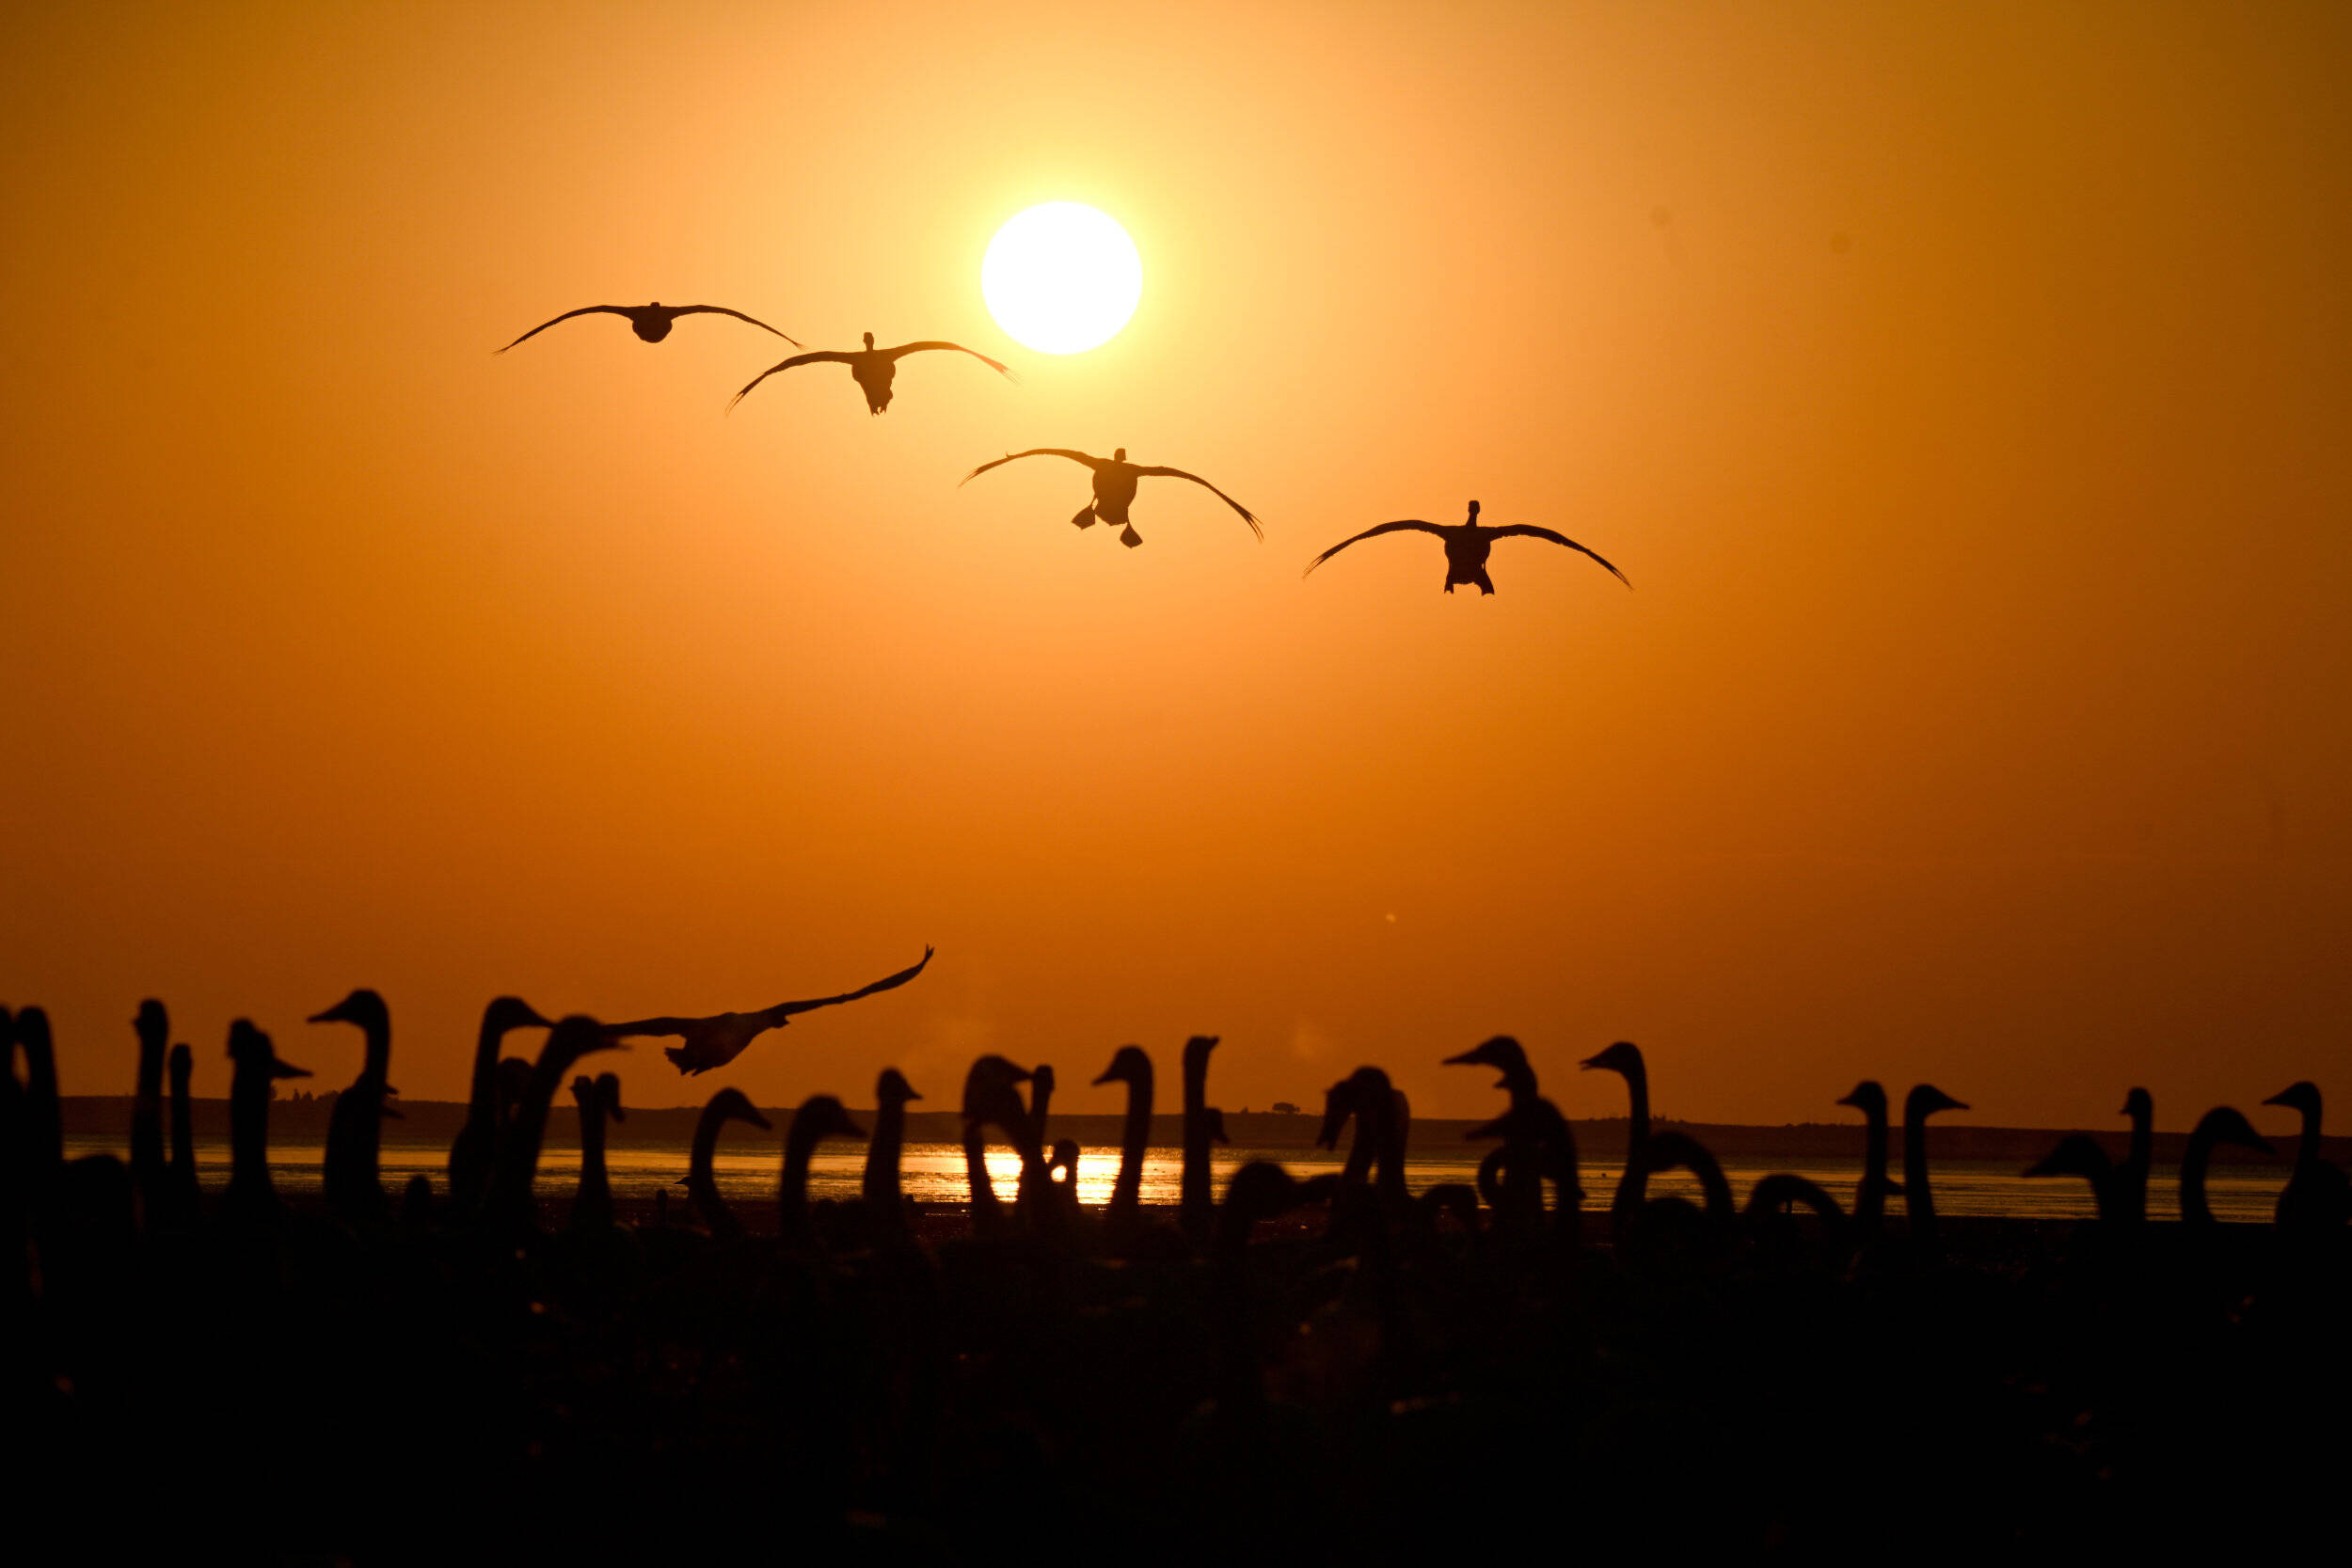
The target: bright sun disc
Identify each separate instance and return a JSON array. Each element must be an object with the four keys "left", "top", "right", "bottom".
[{"left": 982, "top": 202, "right": 1141, "bottom": 355}]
